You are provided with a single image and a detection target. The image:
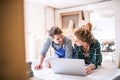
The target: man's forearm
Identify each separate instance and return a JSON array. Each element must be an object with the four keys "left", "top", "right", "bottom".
[{"left": 39, "top": 55, "right": 45, "bottom": 65}]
